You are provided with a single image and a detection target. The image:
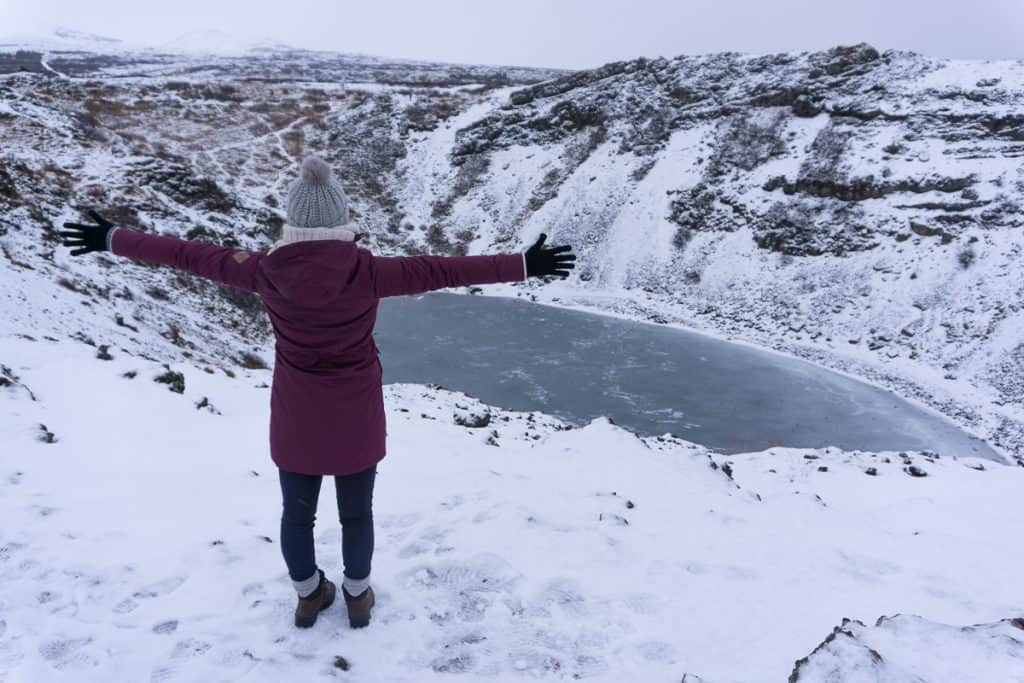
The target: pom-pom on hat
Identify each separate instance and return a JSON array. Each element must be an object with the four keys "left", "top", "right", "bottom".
[{"left": 285, "top": 156, "right": 350, "bottom": 228}]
